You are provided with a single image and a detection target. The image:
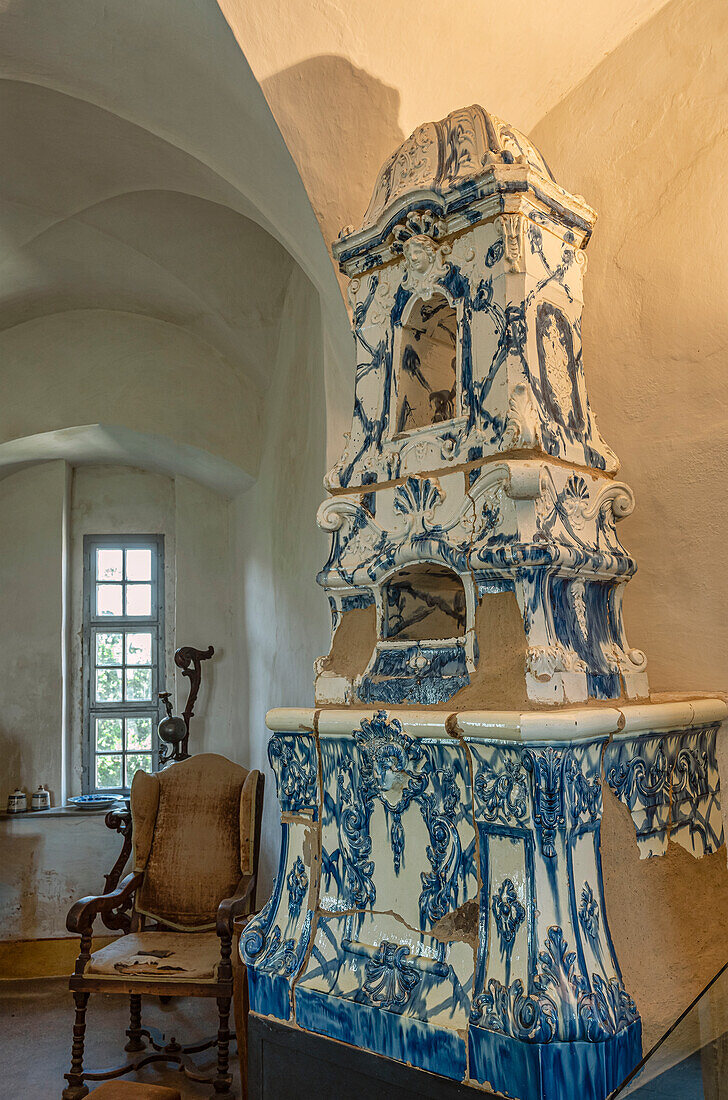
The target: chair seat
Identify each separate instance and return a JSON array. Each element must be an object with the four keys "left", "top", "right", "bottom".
[
  {"left": 86, "top": 931, "right": 221, "bottom": 982},
  {"left": 89, "top": 1083, "right": 181, "bottom": 1099}
]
